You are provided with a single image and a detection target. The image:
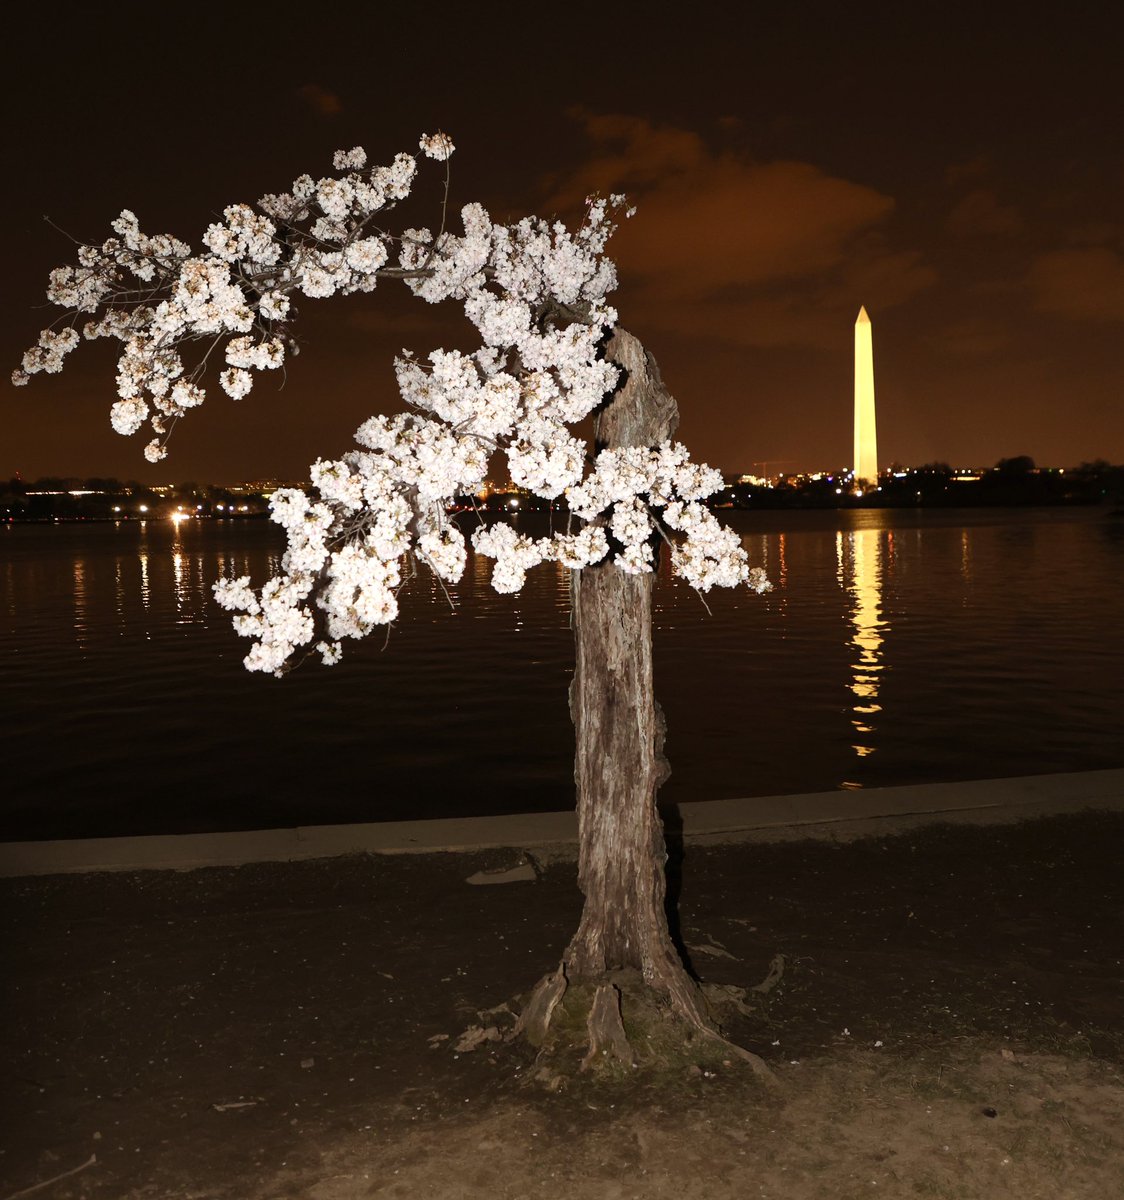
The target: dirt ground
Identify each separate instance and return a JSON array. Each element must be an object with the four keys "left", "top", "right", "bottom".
[{"left": 1, "top": 811, "right": 1121, "bottom": 1199}]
